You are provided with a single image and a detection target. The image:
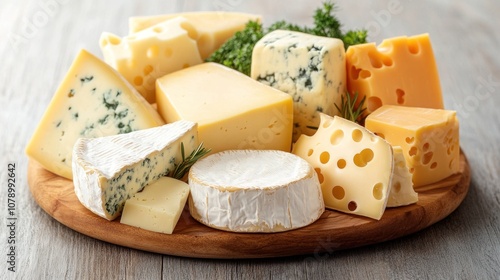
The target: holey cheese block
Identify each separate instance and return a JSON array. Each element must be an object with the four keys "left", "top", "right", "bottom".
[
  {"left": 188, "top": 150, "right": 325, "bottom": 232},
  {"left": 25, "top": 49, "right": 164, "bottom": 180},
  {"left": 292, "top": 114, "right": 394, "bottom": 220},
  {"left": 387, "top": 146, "right": 418, "bottom": 207},
  {"left": 72, "top": 120, "right": 198, "bottom": 220},
  {"left": 251, "top": 30, "right": 346, "bottom": 141},
  {"left": 100, "top": 16, "right": 203, "bottom": 103}
]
